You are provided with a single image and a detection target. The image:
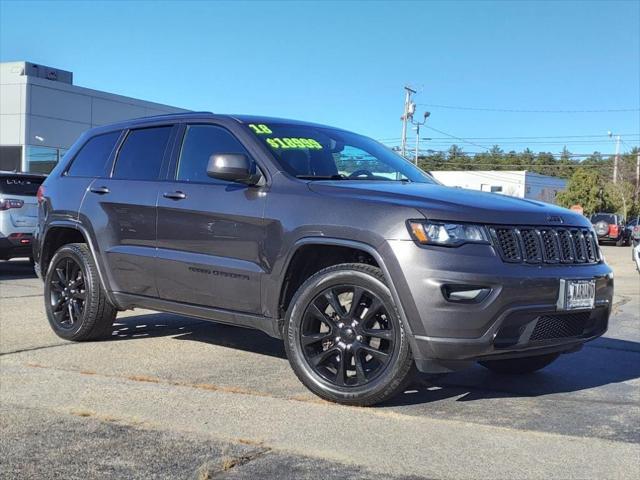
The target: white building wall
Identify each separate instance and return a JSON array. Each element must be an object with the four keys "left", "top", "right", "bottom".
[
  {"left": 0, "top": 65, "right": 27, "bottom": 146},
  {"left": 431, "top": 171, "right": 526, "bottom": 197},
  {"left": 430, "top": 170, "right": 566, "bottom": 205}
]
